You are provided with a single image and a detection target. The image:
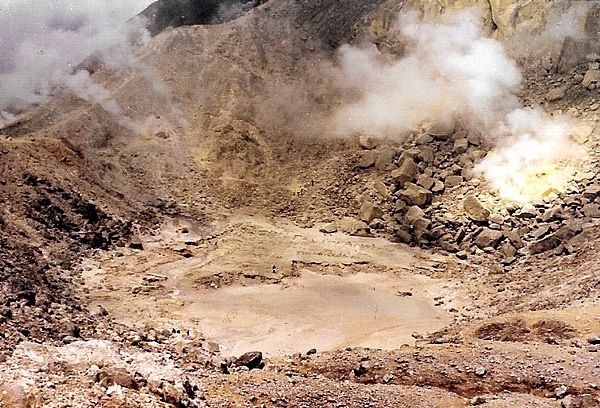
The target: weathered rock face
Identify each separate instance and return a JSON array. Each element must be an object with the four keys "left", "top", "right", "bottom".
[{"left": 366, "top": 0, "right": 600, "bottom": 72}]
